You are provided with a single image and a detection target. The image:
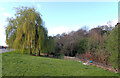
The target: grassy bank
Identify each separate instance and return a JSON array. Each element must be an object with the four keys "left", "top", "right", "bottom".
[{"left": 2, "top": 51, "right": 118, "bottom": 76}]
